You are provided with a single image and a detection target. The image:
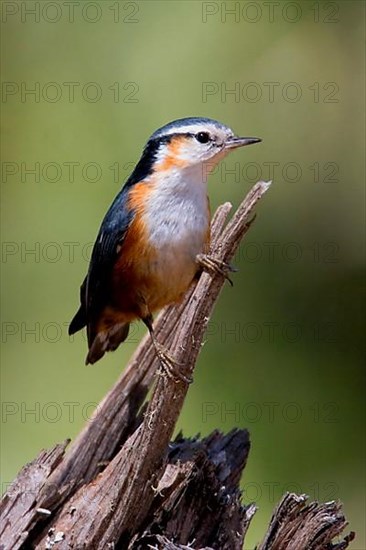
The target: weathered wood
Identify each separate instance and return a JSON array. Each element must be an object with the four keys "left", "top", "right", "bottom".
[
  {"left": 257, "top": 493, "right": 355, "bottom": 550},
  {"left": 128, "top": 429, "right": 252, "bottom": 550},
  {"left": 0, "top": 181, "right": 354, "bottom": 550},
  {"left": 0, "top": 441, "right": 68, "bottom": 549}
]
